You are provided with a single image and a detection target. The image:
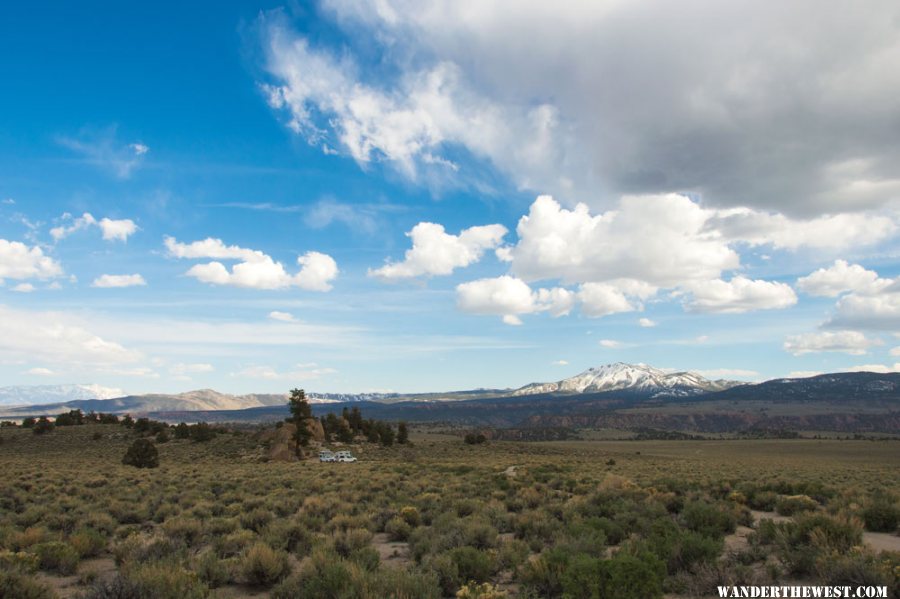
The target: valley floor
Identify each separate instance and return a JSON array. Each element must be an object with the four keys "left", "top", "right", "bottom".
[{"left": 1, "top": 425, "right": 898, "bottom": 598}]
